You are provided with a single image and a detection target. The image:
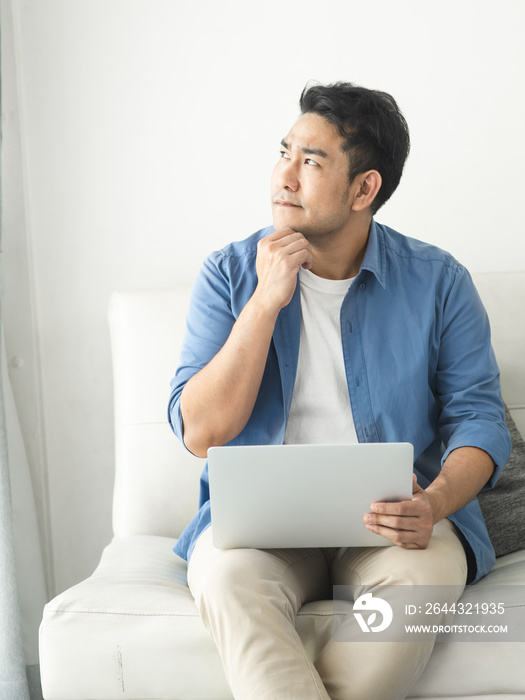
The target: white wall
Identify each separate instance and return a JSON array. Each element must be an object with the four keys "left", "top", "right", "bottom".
[{"left": 3, "top": 0, "right": 525, "bottom": 596}]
